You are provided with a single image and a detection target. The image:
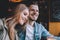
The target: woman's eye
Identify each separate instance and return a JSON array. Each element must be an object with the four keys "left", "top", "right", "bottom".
[{"left": 24, "top": 13, "right": 27, "bottom": 16}]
